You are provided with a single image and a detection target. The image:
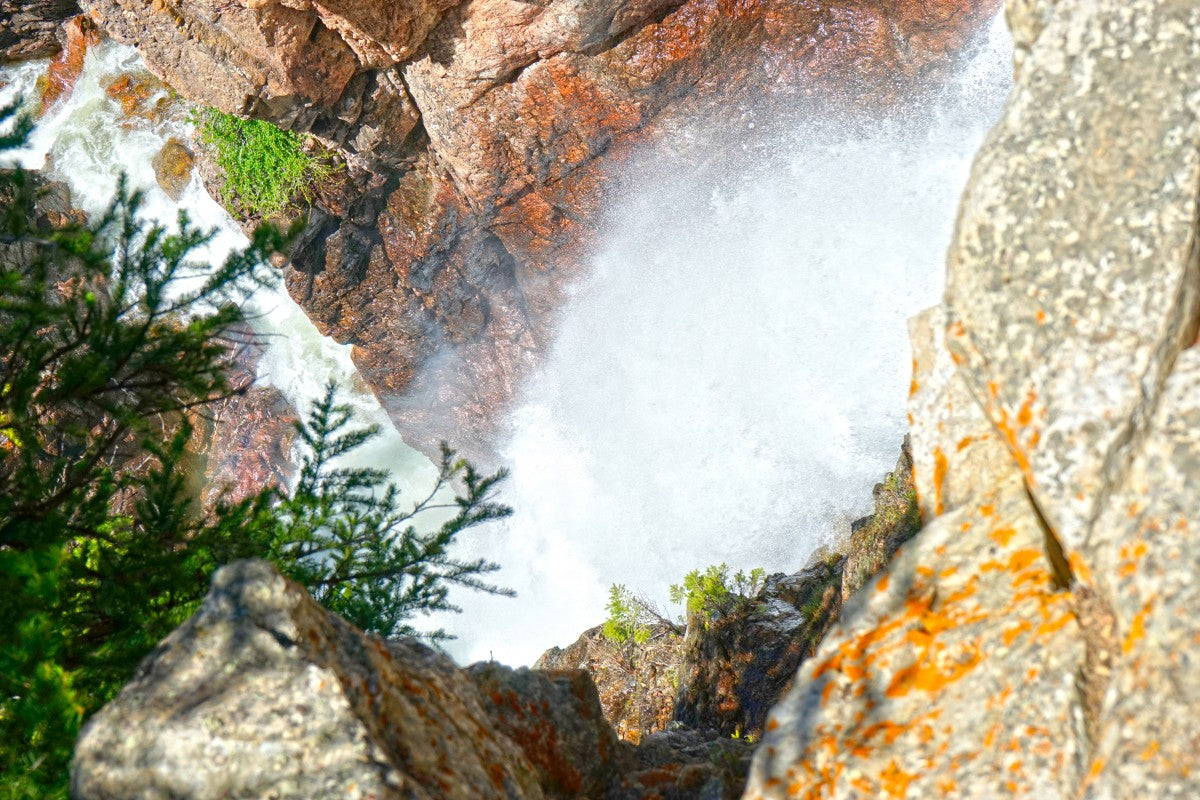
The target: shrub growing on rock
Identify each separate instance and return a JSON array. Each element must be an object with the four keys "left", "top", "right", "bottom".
[{"left": 193, "top": 108, "right": 334, "bottom": 218}]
